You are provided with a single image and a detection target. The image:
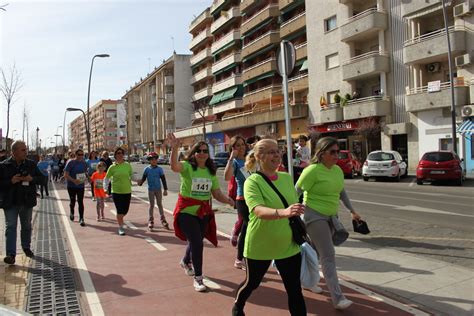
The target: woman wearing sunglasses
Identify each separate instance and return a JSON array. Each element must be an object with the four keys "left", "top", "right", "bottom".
[
  {"left": 295, "top": 137, "right": 363, "bottom": 310},
  {"left": 167, "top": 133, "right": 234, "bottom": 292}
]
